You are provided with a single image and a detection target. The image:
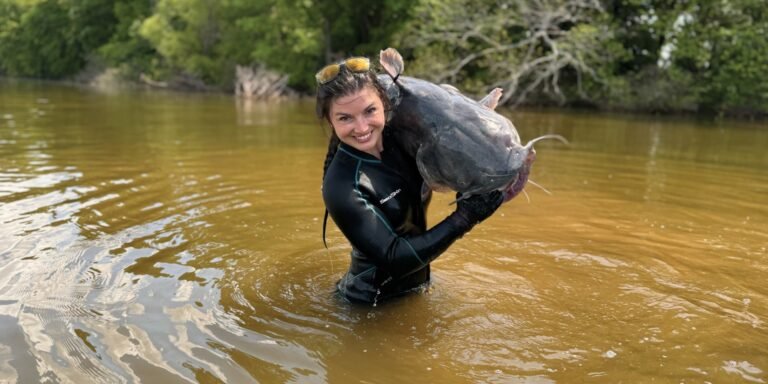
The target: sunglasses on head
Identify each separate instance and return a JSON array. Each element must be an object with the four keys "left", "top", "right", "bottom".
[{"left": 315, "top": 57, "right": 371, "bottom": 85}]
